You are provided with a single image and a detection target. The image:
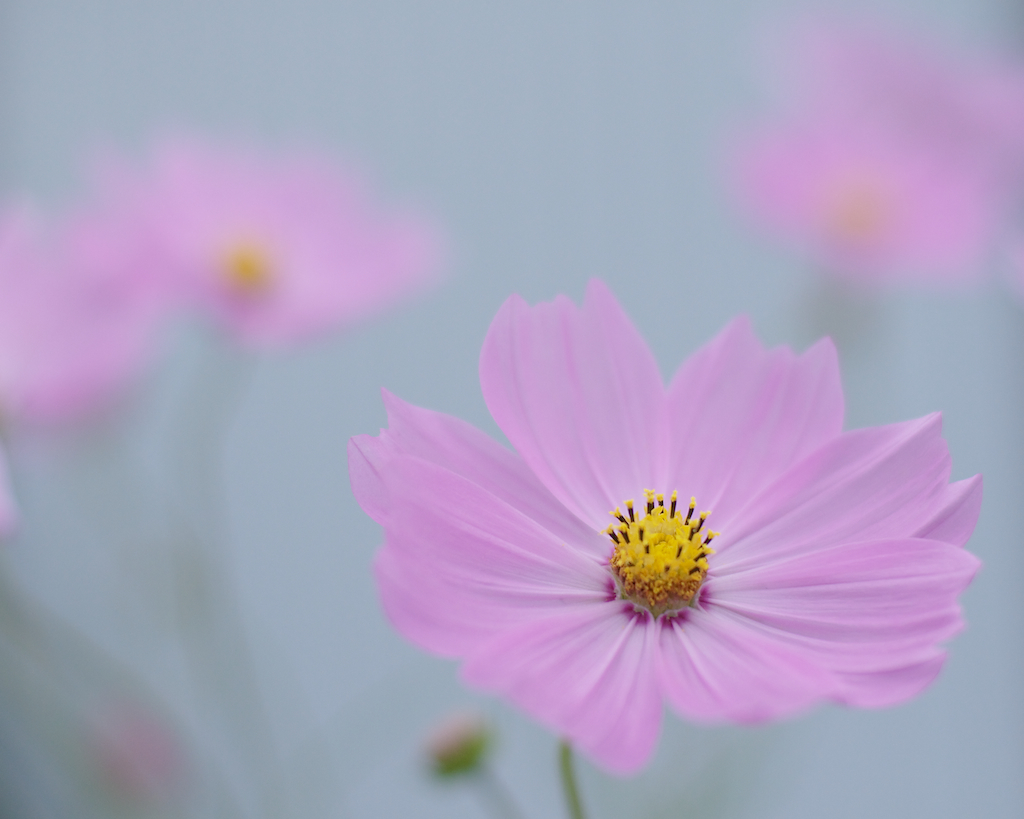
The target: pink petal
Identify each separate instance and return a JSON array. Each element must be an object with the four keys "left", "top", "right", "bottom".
[
  {"left": 373, "top": 391, "right": 606, "bottom": 554},
  {"left": 714, "top": 413, "right": 969, "bottom": 571},
  {"left": 479, "top": 280, "right": 668, "bottom": 530},
  {"left": 461, "top": 605, "right": 662, "bottom": 774},
  {"left": 707, "top": 536, "right": 979, "bottom": 707},
  {"left": 356, "top": 452, "right": 611, "bottom": 657},
  {"left": 912, "top": 474, "right": 982, "bottom": 547},
  {"left": 664, "top": 317, "right": 844, "bottom": 527},
  {"left": 833, "top": 654, "right": 948, "bottom": 708},
  {"left": 655, "top": 609, "right": 839, "bottom": 723}
]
